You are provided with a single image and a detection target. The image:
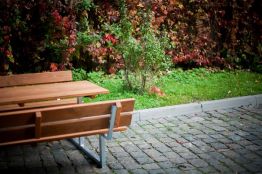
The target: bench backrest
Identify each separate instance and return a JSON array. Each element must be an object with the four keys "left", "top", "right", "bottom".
[
  {"left": 0, "top": 71, "right": 72, "bottom": 87},
  {"left": 0, "top": 98, "right": 135, "bottom": 146}
]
